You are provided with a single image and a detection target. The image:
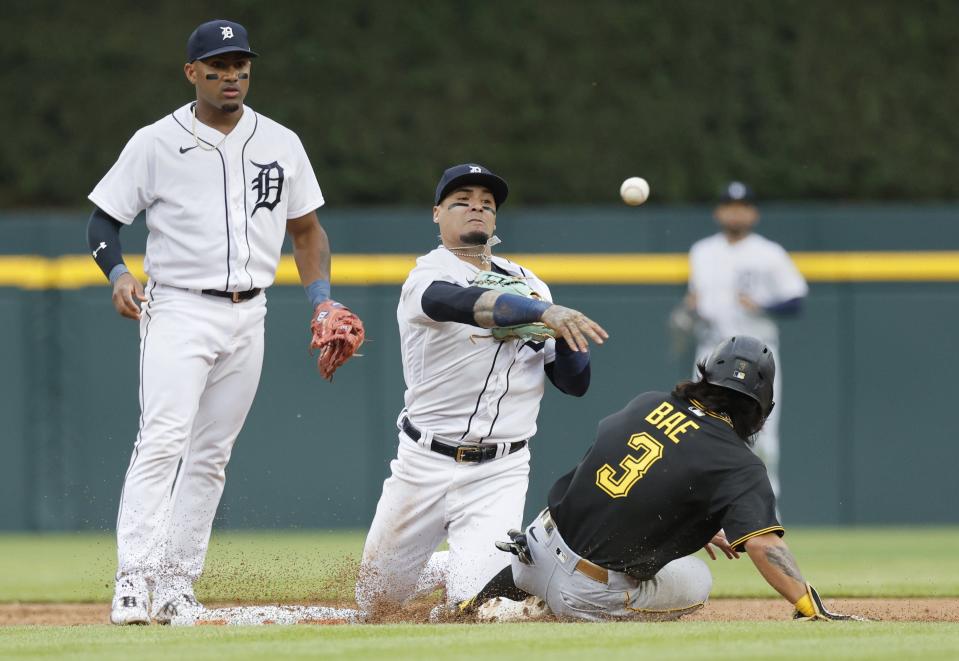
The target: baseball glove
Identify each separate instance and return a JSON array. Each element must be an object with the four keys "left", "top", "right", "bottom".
[
  {"left": 310, "top": 300, "right": 365, "bottom": 380},
  {"left": 471, "top": 270, "right": 556, "bottom": 342}
]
